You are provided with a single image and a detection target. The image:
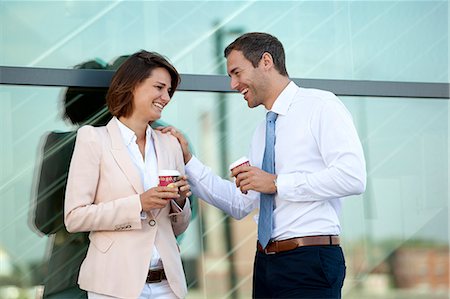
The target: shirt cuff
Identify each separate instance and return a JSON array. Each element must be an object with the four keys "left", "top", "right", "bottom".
[
  {"left": 185, "top": 155, "right": 204, "bottom": 178},
  {"left": 276, "top": 172, "right": 309, "bottom": 200},
  {"left": 170, "top": 200, "right": 183, "bottom": 213},
  {"left": 137, "top": 195, "right": 148, "bottom": 219},
  {"left": 140, "top": 211, "right": 148, "bottom": 220}
]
